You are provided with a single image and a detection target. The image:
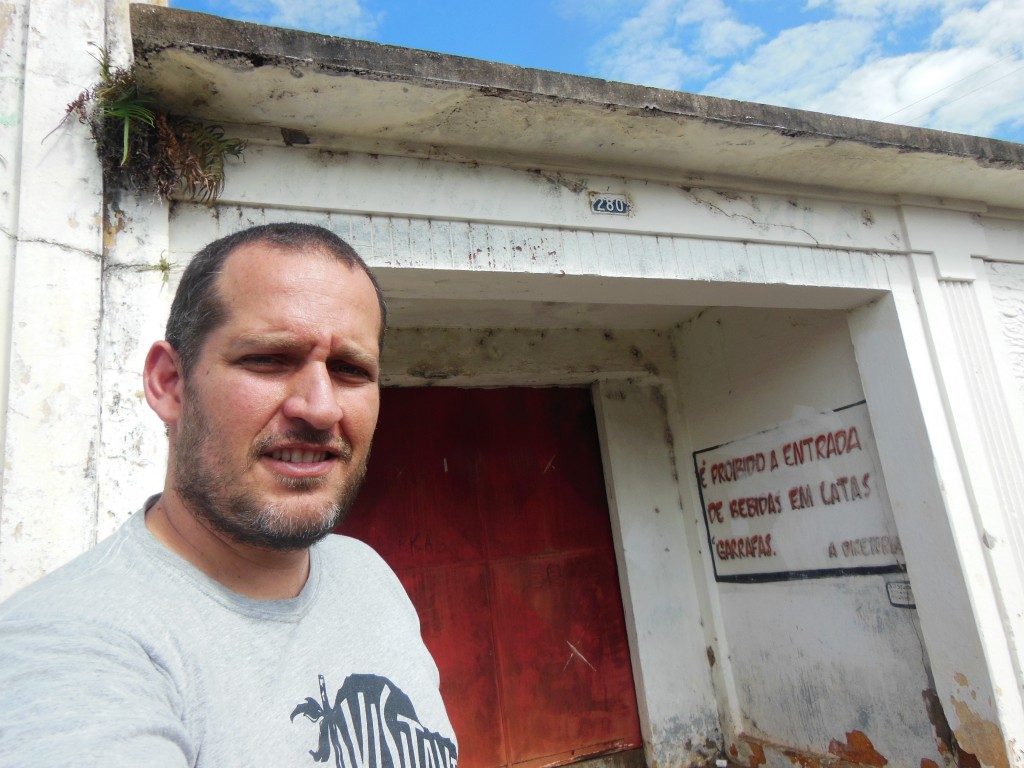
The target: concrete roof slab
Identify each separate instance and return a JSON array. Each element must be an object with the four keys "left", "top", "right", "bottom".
[{"left": 130, "top": 4, "right": 1024, "bottom": 210}]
